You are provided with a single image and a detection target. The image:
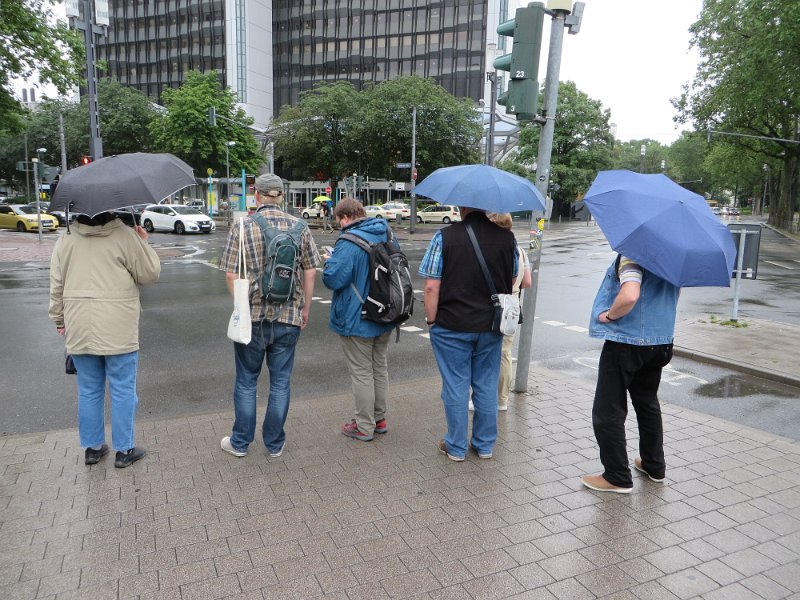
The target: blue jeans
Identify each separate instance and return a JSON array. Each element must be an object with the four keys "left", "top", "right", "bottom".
[
  {"left": 429, "top": 325, "right": 503, "bottom": 458},
  {"left": 230, "top": 321, "right": 300, "bottom": 454},
  {"left": 72, "top": 352, "right": 139, "bottom": 452}
]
